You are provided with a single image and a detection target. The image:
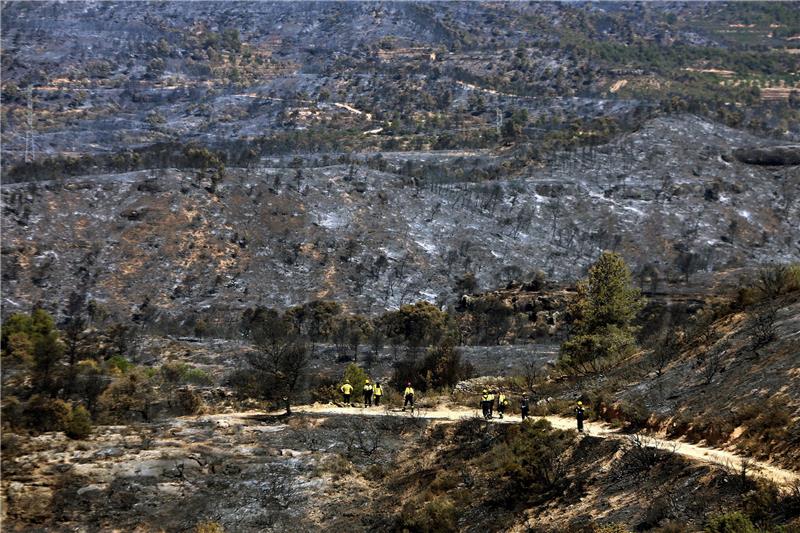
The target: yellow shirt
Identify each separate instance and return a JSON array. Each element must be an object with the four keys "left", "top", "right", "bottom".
[
  {"left": 341, "top": 384, "right": 353, "bottom": 394},
  {"left": 403, "top": 387, "right": 414, "bottom": 396},
  {"left": 374, "top": 386, "right": 383, "bottom": 396},
  {"left": 487, "top": 394, "right": 495, "bottom": 402}
]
